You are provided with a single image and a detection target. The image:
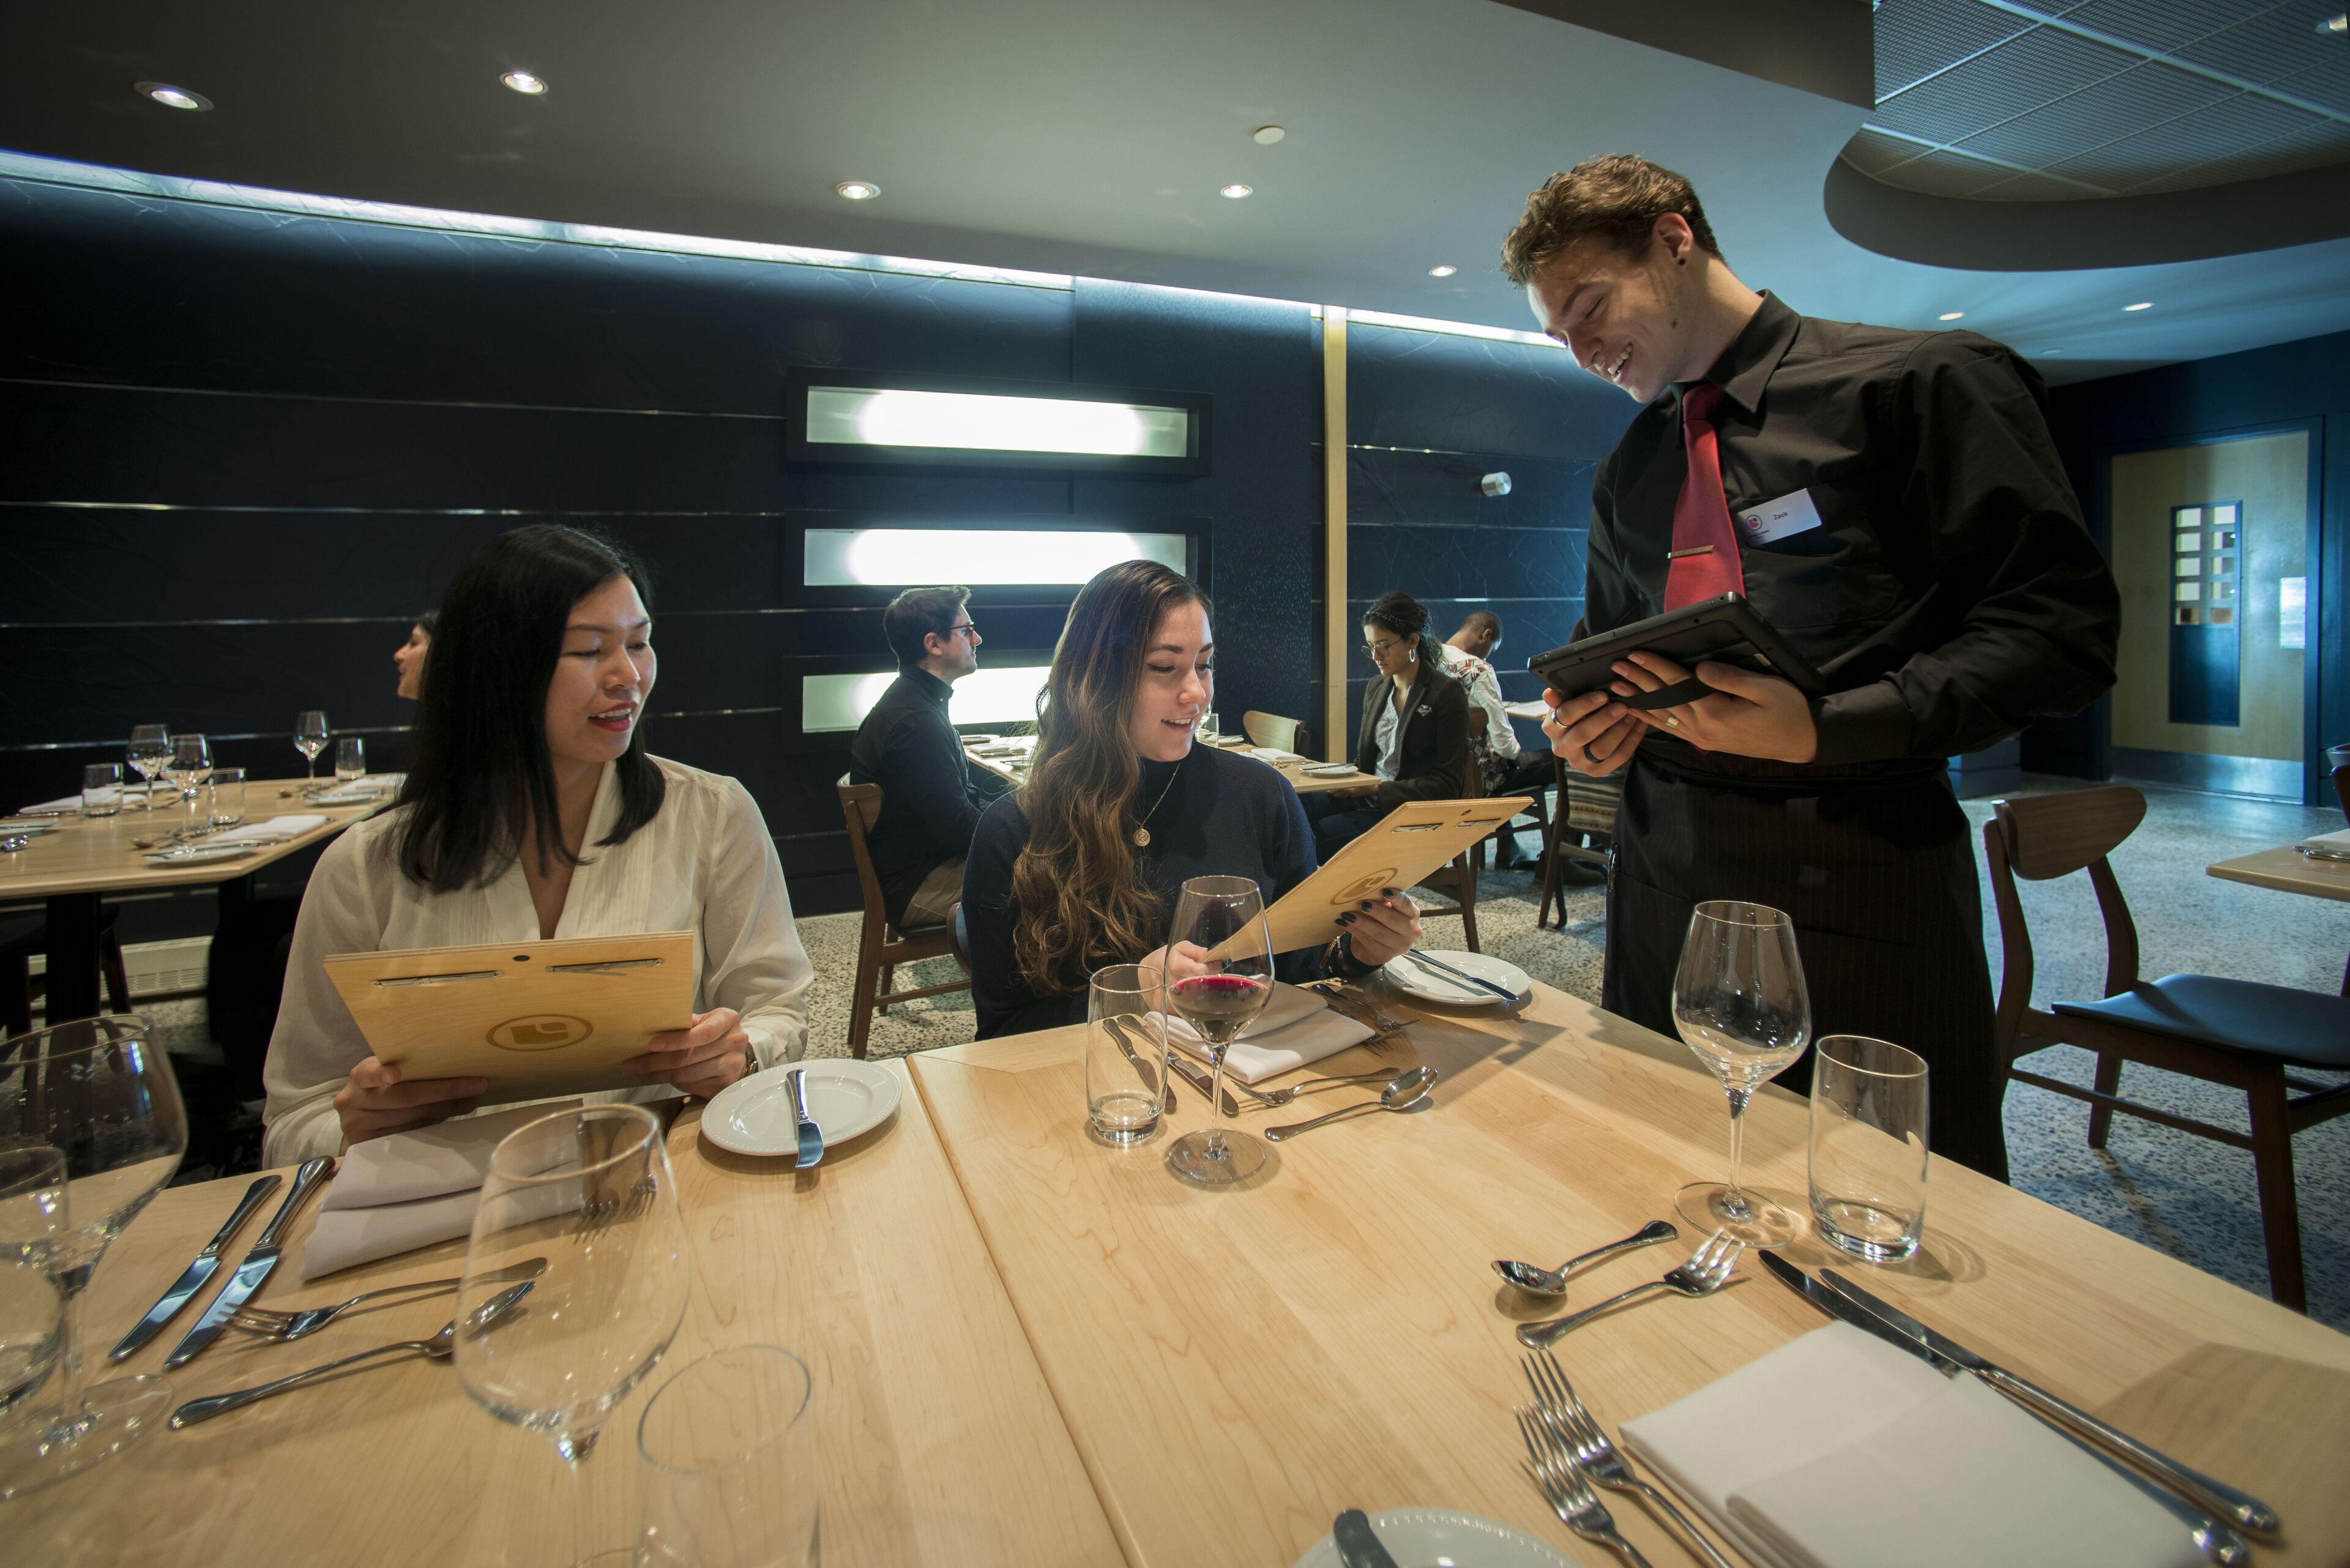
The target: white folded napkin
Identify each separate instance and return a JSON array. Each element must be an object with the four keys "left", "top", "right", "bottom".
[
  {"left": 206, "top": 813, "right": 329, "bottom": 845},
  {"left": 1162, "top": 983, "right": 1373, "bottom": 1083},
  {"left": 1248, "top": 747, "right": 1304, "bottom": 763},
  {"left": 301, "top": 1102, "right": 578, "bottom": 1280},
  {"left": 1620, "top": 1323, "right": 2204, "bottom": 1568},
  {"left": 18, "top": 796, "right": 82, "bottom": 815}
]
